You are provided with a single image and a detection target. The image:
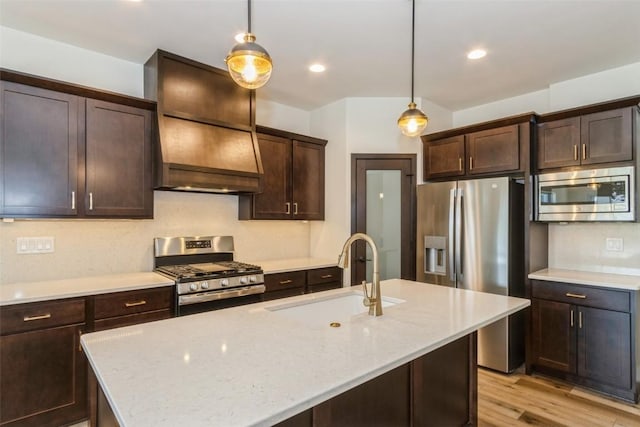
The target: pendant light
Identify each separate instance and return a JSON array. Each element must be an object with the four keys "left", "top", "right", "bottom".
[
  {"left": 397, "top": 0, "right": 428, "bottom": 137},
  {"left": 225, "top": 0, "right": 273, "bottom": 89}
]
